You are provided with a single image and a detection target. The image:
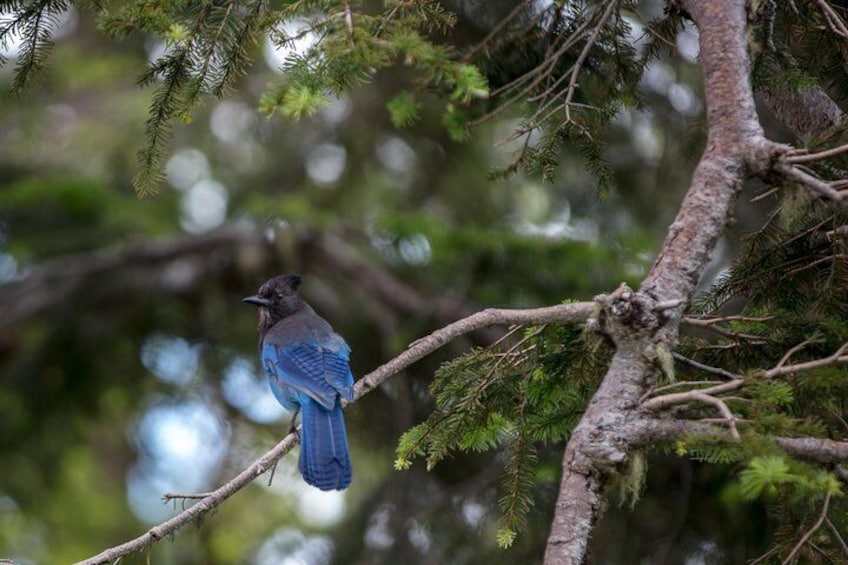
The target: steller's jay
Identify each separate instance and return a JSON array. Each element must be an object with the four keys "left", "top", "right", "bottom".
[{"left": 244, "top": 274, "right": 353, "bottom": 491}]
